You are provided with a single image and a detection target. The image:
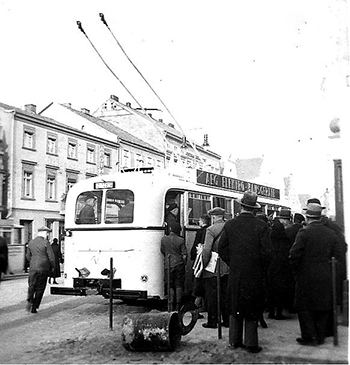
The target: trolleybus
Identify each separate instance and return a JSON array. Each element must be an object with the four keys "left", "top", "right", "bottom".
[{"left": 51, "top": 167, "right": 287, "bottom": 302}]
